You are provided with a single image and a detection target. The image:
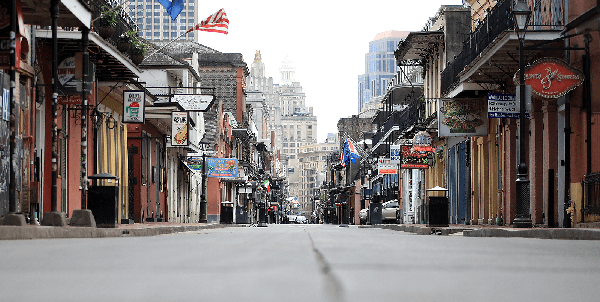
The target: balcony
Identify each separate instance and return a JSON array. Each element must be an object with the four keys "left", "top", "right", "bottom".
[{"left": 441, "top": 0, "right": 514, "bottom": 95}]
